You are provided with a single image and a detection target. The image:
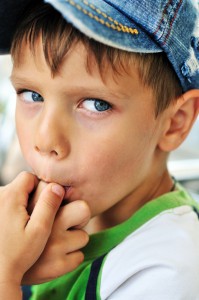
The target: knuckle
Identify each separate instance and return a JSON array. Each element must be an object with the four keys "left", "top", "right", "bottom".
[
  {"left": 50, "top": 252, "right": 84, "bottom": 277},
  {"left": 0, "top": 185, "right": 16, "bottom": 207},
  {"left": 13, "top": 172, "right": 37, "bottom": 194},
  {"left": 45, "top": 240, "right": 62, "bottom": 255},
  {"left": 43, "top": 196, "right": 60, "bottom": 211},
  {"left": 31, "top": 221, "right": 49, "bottom": 236},
  {"left": 68, "top": 201, "right": 91, "bottom": 228},
  {"left": 19, "top": 170, "right": 30, "bottom": 177},
  {"left": 62, "top": 252, "right": 84, "bottom": 273},
  {"left": 77, "top": 201, "right": 91, "bottom": 222},
  {"left": 43, "top": 186, "right": 62, "bottom": 209},
  {"left": 76, "top": 200, "right": 90, "bottom": 215},
  {"left": 73, "top": 251, "right": 84, "bottom": 266},
  {"left": 47, "top": 259, "right": 68, "bottom": 280},
  {"left": 18, "top": 171, "right": 32, "bottom": 181},
  {"left": 70, "top": 229, "right": 89, "bottom": 246},
  {"left": 80, "top": 230, "right": 89, "bottom": 245},
  {"left": 0, "top": 185, "right": 7, "bottom": 197}
]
